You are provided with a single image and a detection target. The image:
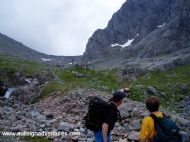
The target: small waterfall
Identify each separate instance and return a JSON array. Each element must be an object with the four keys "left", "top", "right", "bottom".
[
  {"left": 25, "top": 79, "right": 31, "bottom": 84},
  {"left": 4, "top": 88, "right": 15, "bottom": 98}
]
